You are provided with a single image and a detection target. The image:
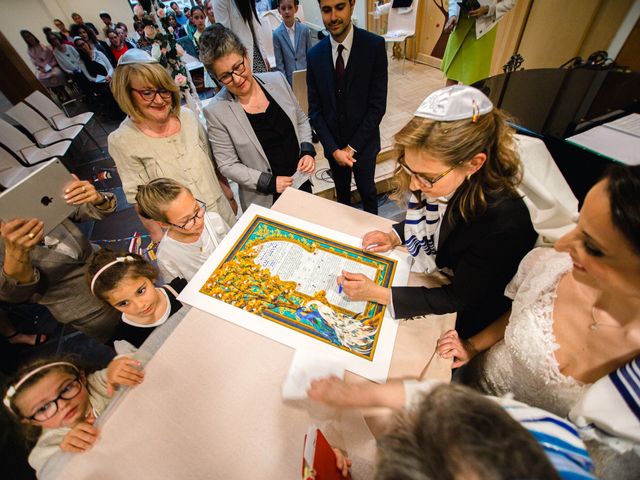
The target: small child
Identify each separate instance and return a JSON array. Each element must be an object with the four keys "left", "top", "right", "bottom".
[
  {"left": 272, "top": 0, "right": 312, "bottom": 86},
  {"left": 87, "top": 250, "right": 187, "bottom": 348},
  {"left": 2, "top": 355, "right": 144, "bottom": 475},
  {"left": 136, "top": 178, "right": 230, "bottom": 282}
]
